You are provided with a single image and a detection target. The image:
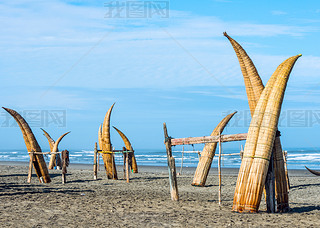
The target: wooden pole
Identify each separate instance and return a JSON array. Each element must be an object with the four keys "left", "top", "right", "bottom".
[
  {"left": 123, "top": 151, "right": 126, "bottom": 179},
  {"left": 27, "top": 151, "right": 34, "bottom": 183},
  {"left": 265, "top": 150, "right": 276, "bottom": 213},
  {"left": 97, "top": 152, "right": 100, "bottom": 171},
  {"left": 94, "top": 142, "right": 98, "bottom": 180},
  {"left": 283, "top": 150, "right": 290, "bottom": 190},
  {"left": 126, "top": 152, "right": 130, "bottom": 183},
  {"left": 179, "top": 146, "right": 184, "bottom": 175},
  {"left": 163, "top": 123, "right": 179, "bottom": 201},
  {"left": 62, "top": 172, "right": 66, "bottom": 184},
  {"left": 218, "top": 132, "right": 222, "bottom": 206},
  {"left": 171, "top": 133, "right": 247, "bottom": 146}
]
